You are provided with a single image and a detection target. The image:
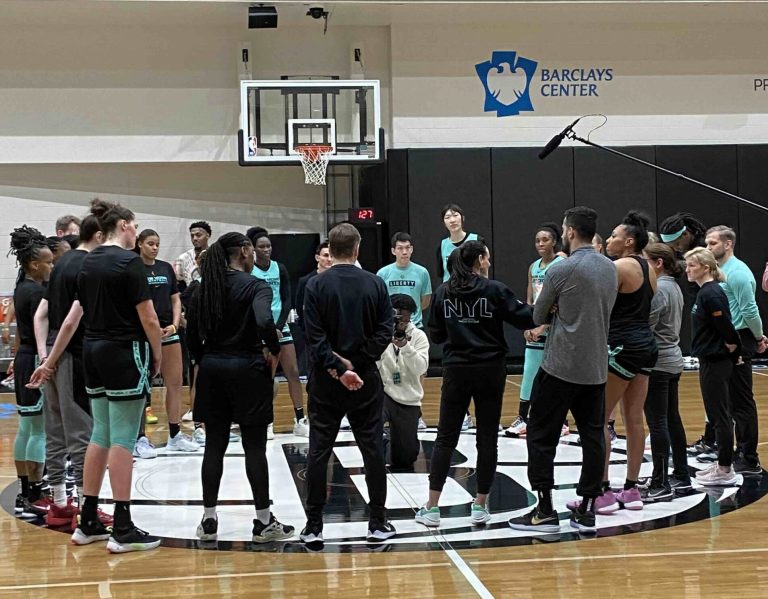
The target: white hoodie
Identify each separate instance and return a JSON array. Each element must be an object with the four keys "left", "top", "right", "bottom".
[{"left": 376, "top": 323, "right": 430, "bottom": 407}]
